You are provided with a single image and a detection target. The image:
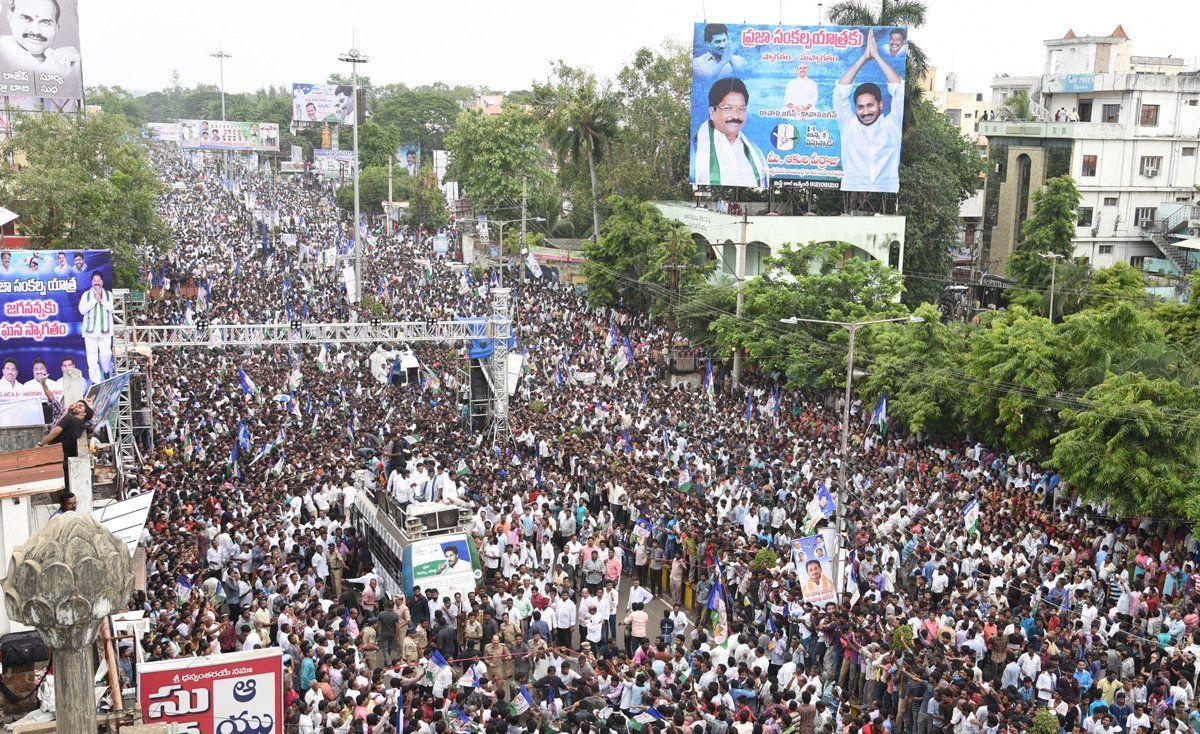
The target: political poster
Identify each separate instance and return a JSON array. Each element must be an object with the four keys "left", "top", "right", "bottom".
[
  {"left": 397, "top": 143, "right": 422, "bottom": 176},
  {"left": 291, "top": 83, "right": 356, "bottom": 125},
  {"left": 962, "top": 497, "right": 980, "bottom": 534},
  {"left": 689, "top": 23, "right": 909, "bottom": 192},
  {"left": 402, "top": 533, "right": 481, "bottom": 599},
  {"left": 139, "top": 648, "right": 284, "bottom": 734},
  {"left": 0, "top": 0, "right": 83, "bottom": 99},
  {"left": 0, "top": 249, "right": 112, "bottom": 428},
  {"left": 178, "top": 120, "right": 280, "bottom": 152},
  {"left": 86, "top": 370, "right": 130, "bottom": 428},
  {"left": 145, "top": 123, "right": 180, "bottom": 142},
  {"left": 313, "top": 149, "right": 354, "bottom": 180},
  {"left": 792, "top": 534, "right": 836, "bottom": 605}
]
